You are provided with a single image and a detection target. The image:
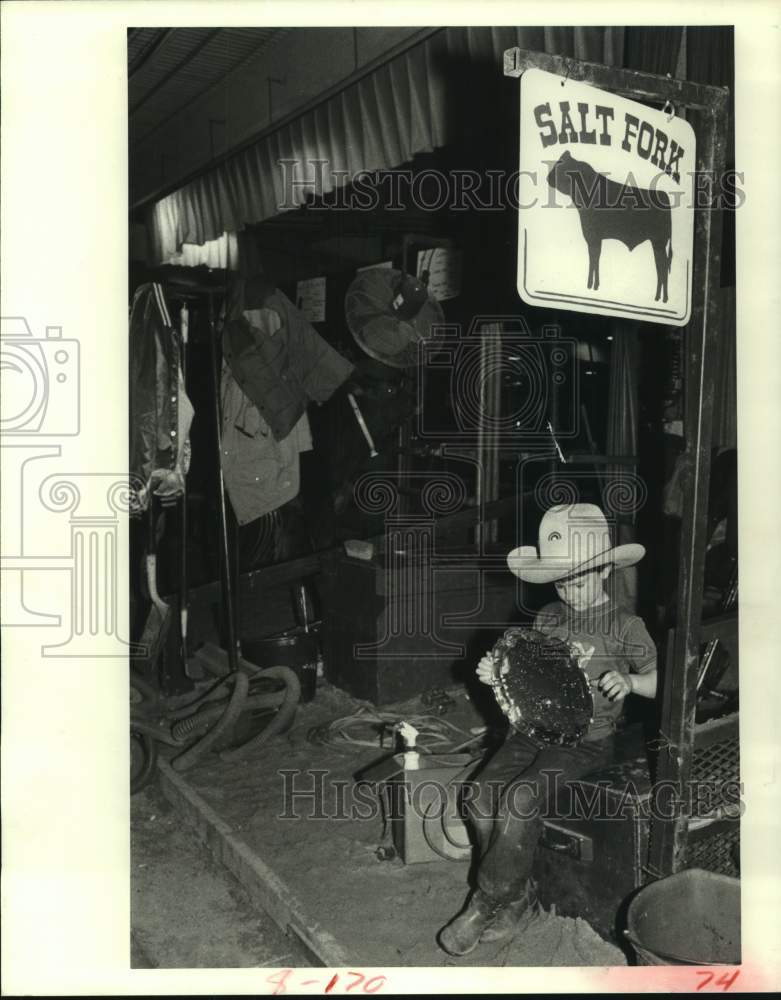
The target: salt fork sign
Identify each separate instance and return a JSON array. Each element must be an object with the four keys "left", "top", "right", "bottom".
[{"left": 516, "top": 67, "right": 696, "bottom": 325}]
